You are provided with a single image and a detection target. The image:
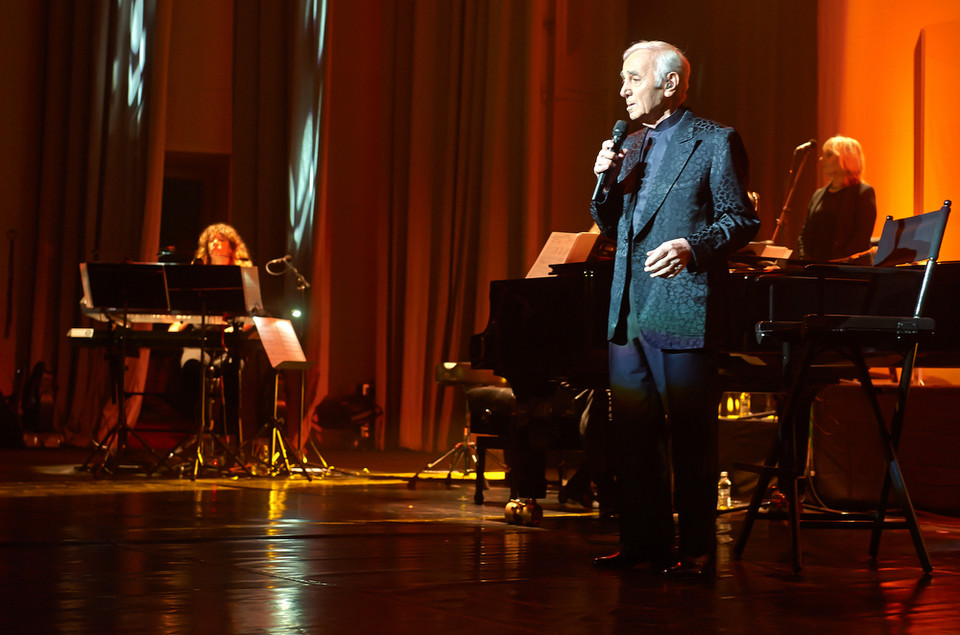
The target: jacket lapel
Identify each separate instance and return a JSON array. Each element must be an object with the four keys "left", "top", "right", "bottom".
[
  {"left": 632, "top": 112, "right": 699, "bottom": 238},
  {"left": 617, "top": 133, "right": 644, "bottom": 185}
]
